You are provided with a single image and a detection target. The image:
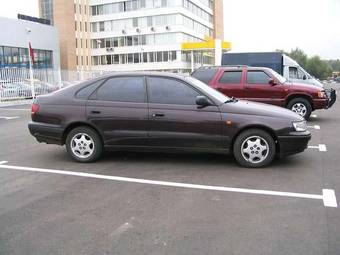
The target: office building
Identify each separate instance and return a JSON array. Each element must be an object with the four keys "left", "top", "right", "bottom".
[{"left": 39, "top": 0, "right": 225, "bottom": 72}]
